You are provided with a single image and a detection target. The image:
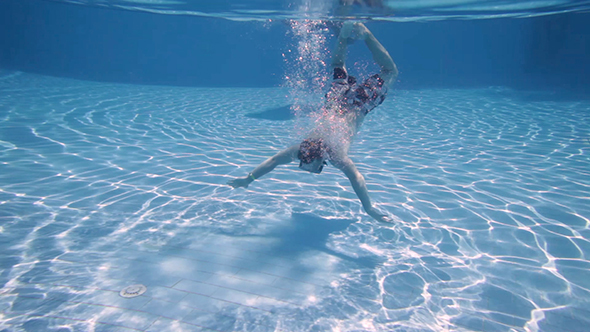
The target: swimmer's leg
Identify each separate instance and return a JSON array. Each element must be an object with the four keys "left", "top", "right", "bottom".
[
  {"left": 227, "top": 144, "right": 300, "bottom": 188},
  {"left": 331, "top": 155, "right": 390, "bottom": 222}
]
